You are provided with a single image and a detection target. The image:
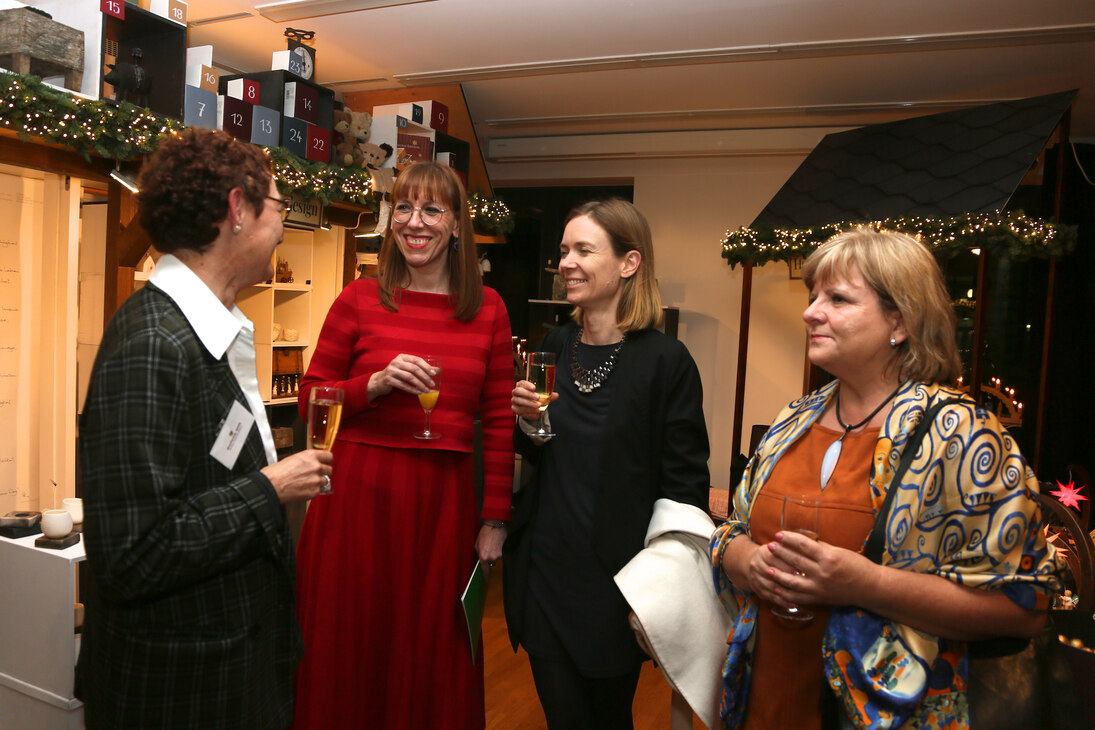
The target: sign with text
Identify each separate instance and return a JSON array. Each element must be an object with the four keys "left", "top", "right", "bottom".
[{"left": 285, "top": 193, "right": 322, "bottom": 229}]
